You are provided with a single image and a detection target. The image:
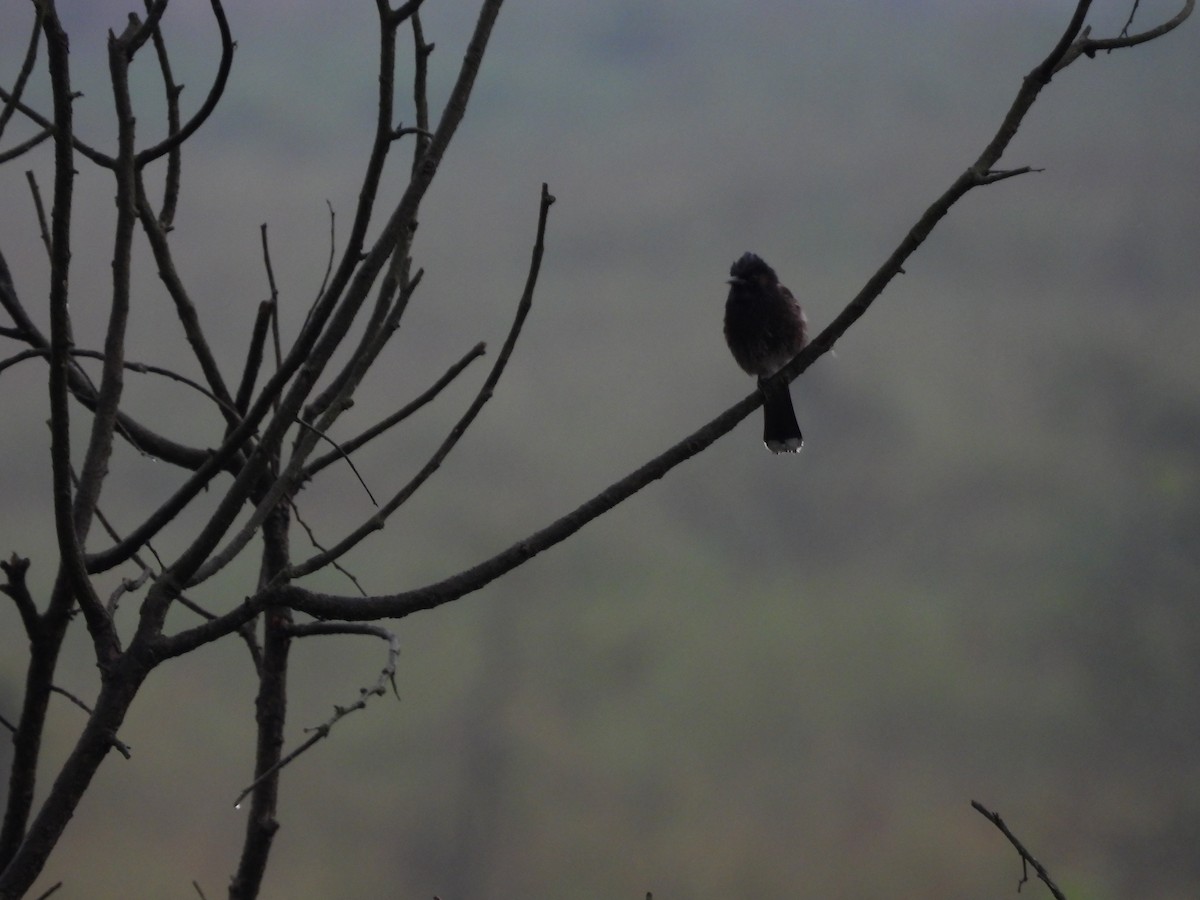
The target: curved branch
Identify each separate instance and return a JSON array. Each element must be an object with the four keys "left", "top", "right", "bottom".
[
  {"left": 0, "top": 4, "right": 44, "bottom": 145},
  {"left": 0, "top": 346, "right": 239, "bottom": 418},
  {"left": 304, "top": 340, "right": 487, "bottom": 479},
  {"left": 1054, "top": 0, "right": 1193, "bottom": 72},
  {"left": 0, "top": 89, "right": 114, "bottom": 170},
  {"left": 134, "top": 0, "right": 234, "bottom": 168},
  {"left": 972, "top": 801, "right": 1067, "bottom": 900},
  {"left": 286, "top": 183, "right": 554, "bottom": 581},
  {"left": 231, "top": 622, "right": 399, "bottom": 809},
  {"left": 143, "top": 0, "right": 184, "bottom": 227},
  {"left": 273, "top": 0, "right": 1183, "bottom": 623}
]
